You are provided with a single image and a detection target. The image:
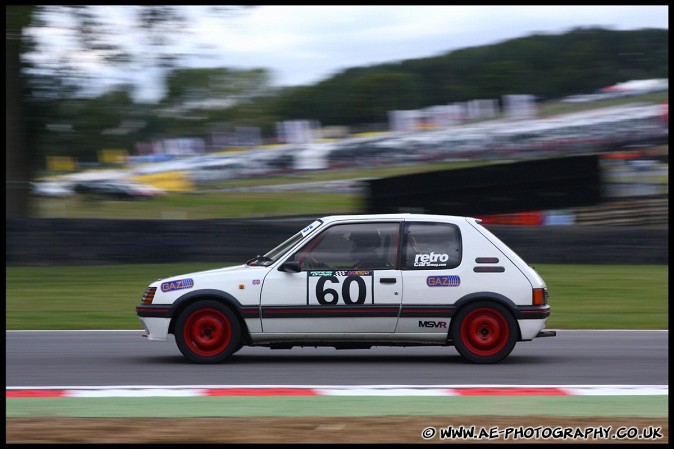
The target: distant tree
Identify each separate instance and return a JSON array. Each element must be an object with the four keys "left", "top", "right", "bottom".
[
  {"left": 267, "top": 27, "right": 667, "bottom": 129},
  {"left": 6, "top": 5, "right": 251, "bottom": 217},
  {"left": 6, "top": 5, "right": 36, "bottom": 217},
  {"left": 342, "top": 72, "right": 422, "bottom": 125},
  {"left": 163, "top": 67, "right": 273, "bottom": 107}
]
